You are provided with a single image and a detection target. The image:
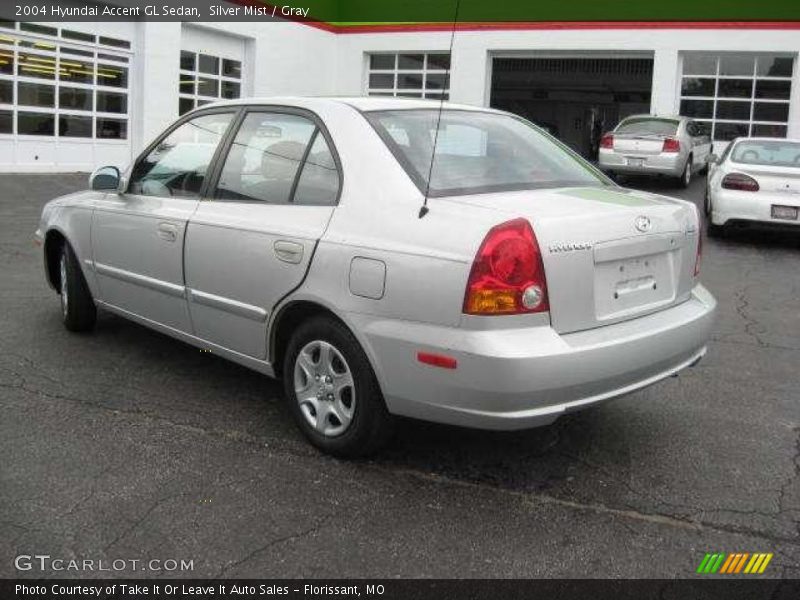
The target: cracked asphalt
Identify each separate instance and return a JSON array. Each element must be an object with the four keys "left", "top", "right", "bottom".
[{"left": 1, "top": 173, "right": 798, "bottom": 579}]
